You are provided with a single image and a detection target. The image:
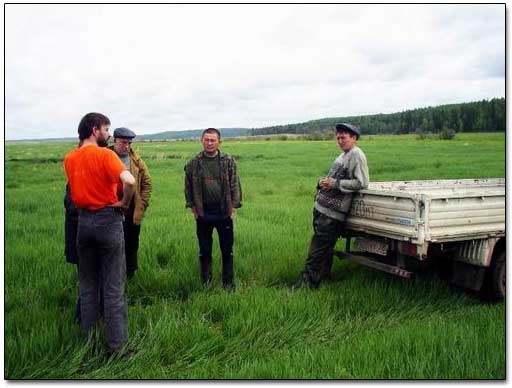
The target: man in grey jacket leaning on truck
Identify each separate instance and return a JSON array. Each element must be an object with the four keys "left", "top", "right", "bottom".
[{"left": 295, "top": 123, "right": 370, "bottom": 289}]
